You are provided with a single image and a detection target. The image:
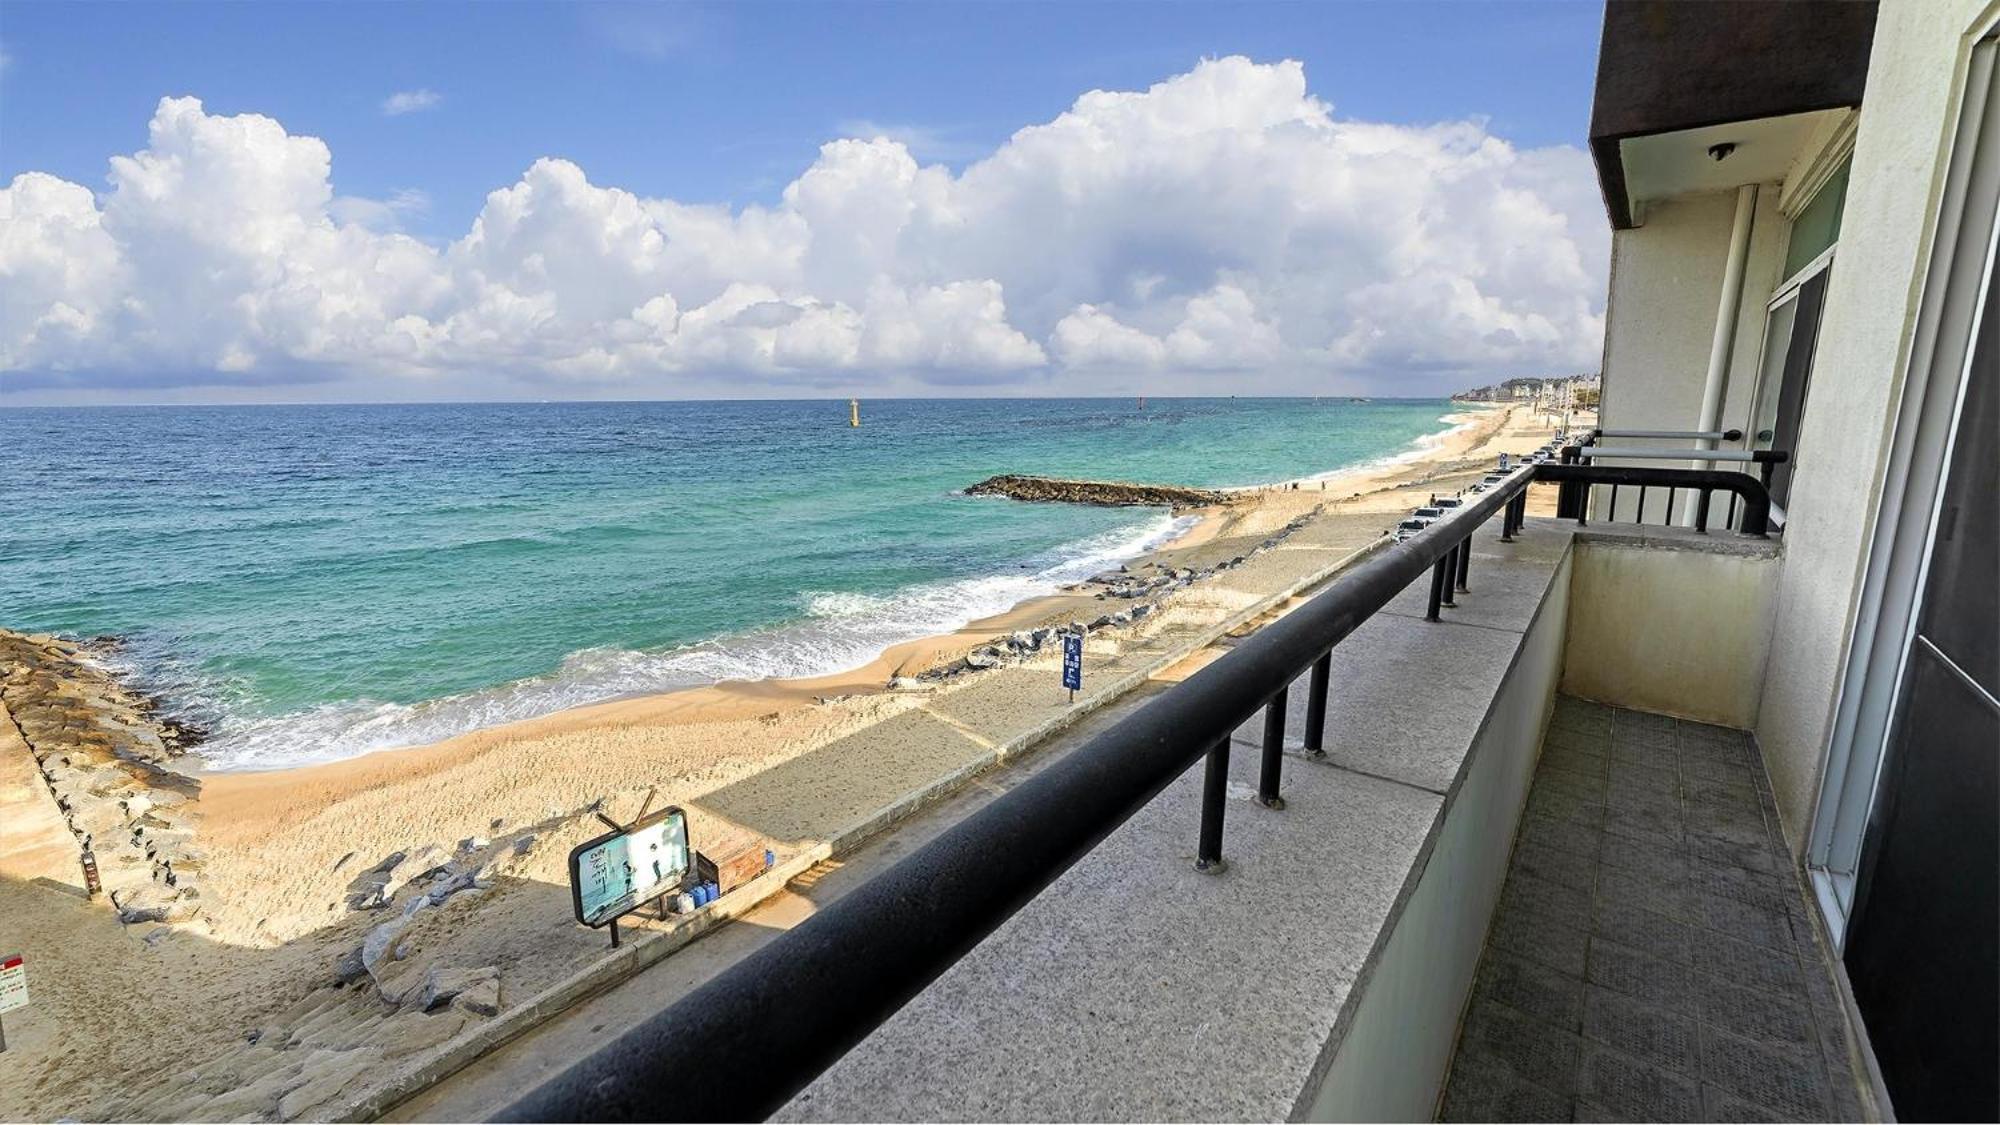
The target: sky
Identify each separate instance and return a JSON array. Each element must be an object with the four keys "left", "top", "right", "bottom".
[{"left": 0, "top": 0, "right": 1612, "bottom": 404}]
